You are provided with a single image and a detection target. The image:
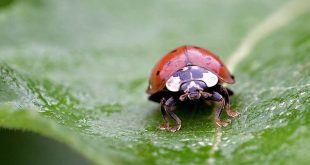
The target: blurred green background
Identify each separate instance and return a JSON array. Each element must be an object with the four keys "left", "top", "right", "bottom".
[{"left": 0, "top": 0, "right": 309, "bottom": 164}]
